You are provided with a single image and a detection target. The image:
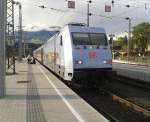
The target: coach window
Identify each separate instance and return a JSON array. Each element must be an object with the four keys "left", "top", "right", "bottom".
[{"left": 60, "top": 36, "right": 63, "bottom": 46}]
